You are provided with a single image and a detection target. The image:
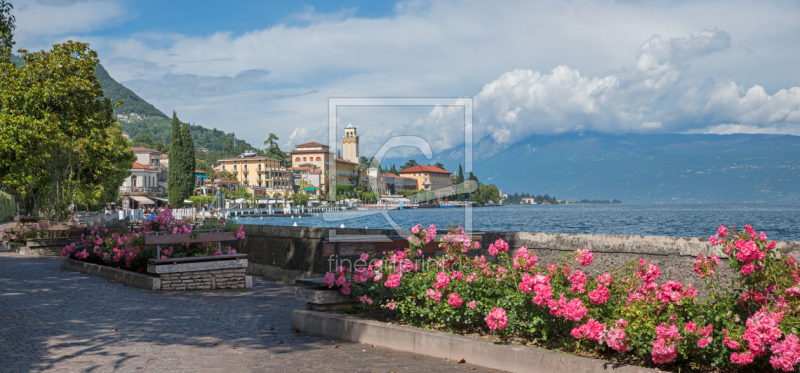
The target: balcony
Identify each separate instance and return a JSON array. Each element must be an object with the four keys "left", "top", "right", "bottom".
[{"left": 119, "top": 186, "right": 164, "bottom": 196}]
